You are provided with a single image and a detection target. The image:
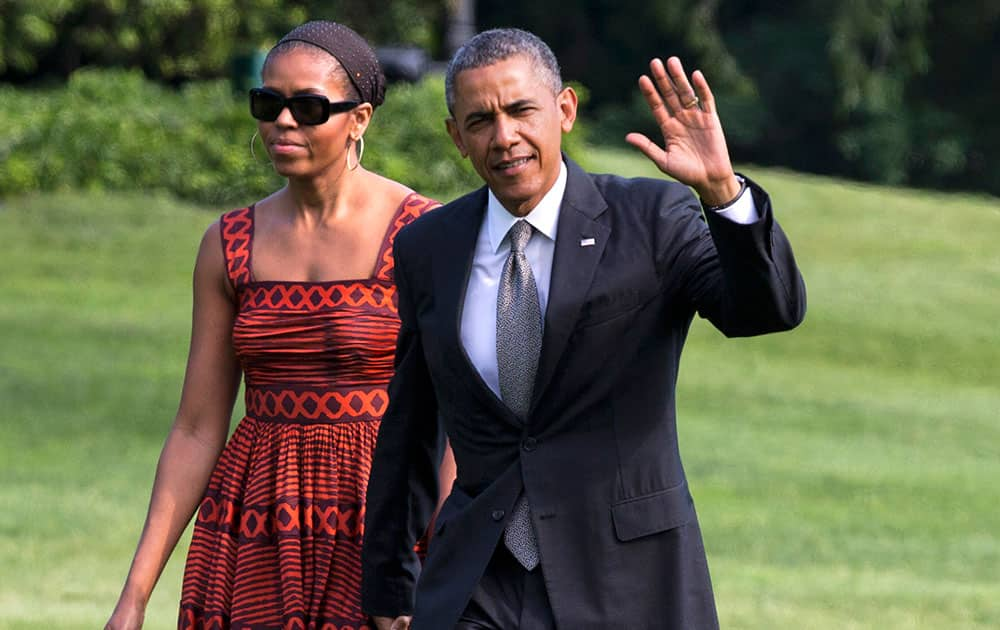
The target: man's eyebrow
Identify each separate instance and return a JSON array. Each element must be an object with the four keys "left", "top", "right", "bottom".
[
  {"left": 503, "top": 99, "right": 535, "bottom": 112},
  {"left": 462, "top": 109, "right": 495, "bottom": 125},
  {"left": 462, "top": 99, "right": 537, "bottom": 125}
]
